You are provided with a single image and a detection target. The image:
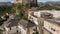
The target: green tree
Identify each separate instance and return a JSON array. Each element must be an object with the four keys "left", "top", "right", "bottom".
[
  {"left": 25, "top": 4, "right": 30, "bottom": 9},
  {"left": 14, "top": 3, "right": 28, "bottom": 20},
  {"left": 14, "top": 4, "right": 24, "bottom": 18},
  {"left": 0, "top": 5, "right": 15, "bottom": 16},
  {"left": 0, "top": 29, "right": 3, "bottom": 34},
  {"left": 18, "top": 7, "right": 24, "bottom": 18}
]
